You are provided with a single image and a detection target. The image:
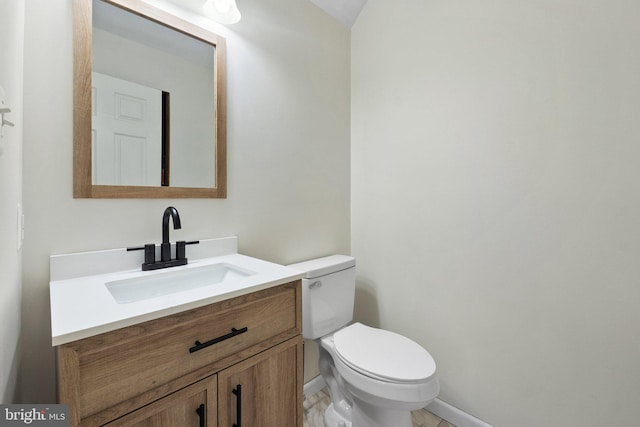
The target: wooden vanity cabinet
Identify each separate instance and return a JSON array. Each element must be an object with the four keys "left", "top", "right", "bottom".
[
  {"left": 218, "top": 338, "right": 300, "bottom": 427},
  {"left": 56, "top": 281, "right": 303, "bottom": 427},
  {"left": 103, "top": 375, "right": 218, "bottom": 427}
]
